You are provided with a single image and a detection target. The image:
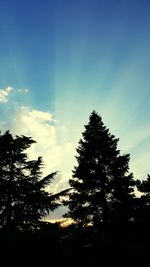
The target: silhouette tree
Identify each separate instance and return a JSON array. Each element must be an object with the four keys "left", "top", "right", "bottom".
[
  {"left": 64, "top": 111, "right": 135, "bottom": 231},
  {"left": 109, "top": 154, "right": 135, "bottom": 226},
  {"left": 136, "top": 174, "right": 150, "bottom": 224},
  {"left": 0, "top": 131, "right": 59, "bottom": 230}
]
